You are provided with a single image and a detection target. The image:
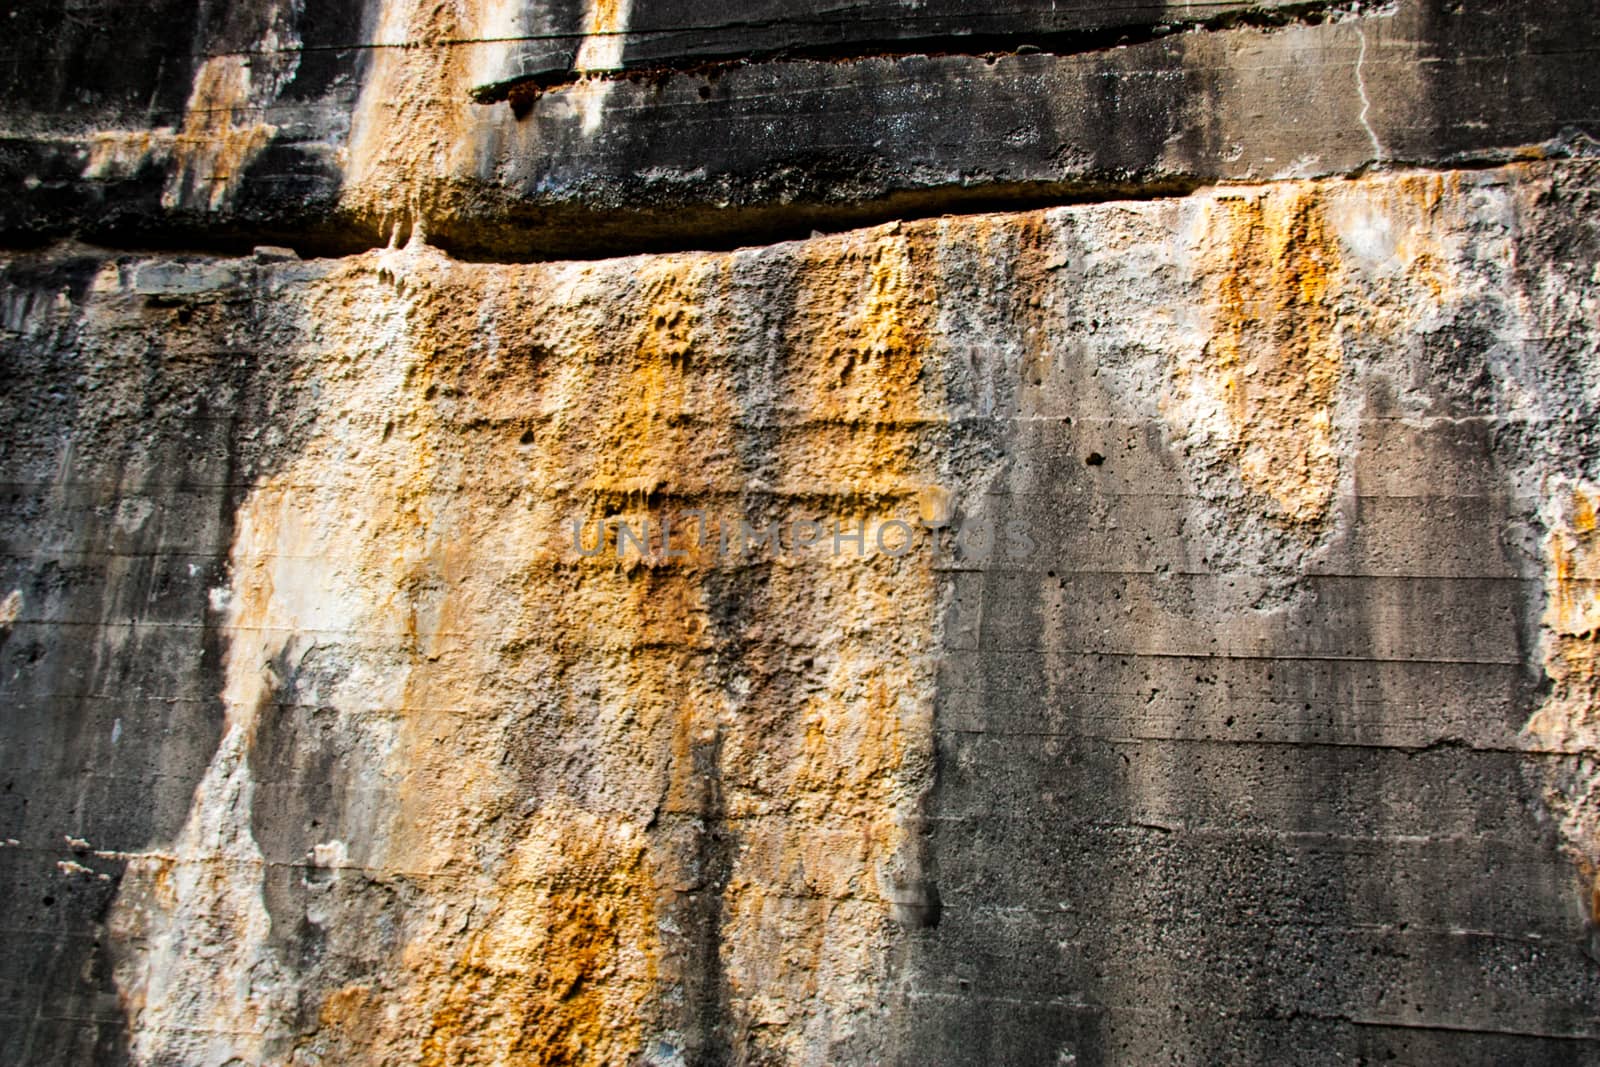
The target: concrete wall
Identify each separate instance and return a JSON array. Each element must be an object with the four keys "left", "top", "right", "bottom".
[{"left": 2, "top": 1, "right": 1599, "bottom": 1064}]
